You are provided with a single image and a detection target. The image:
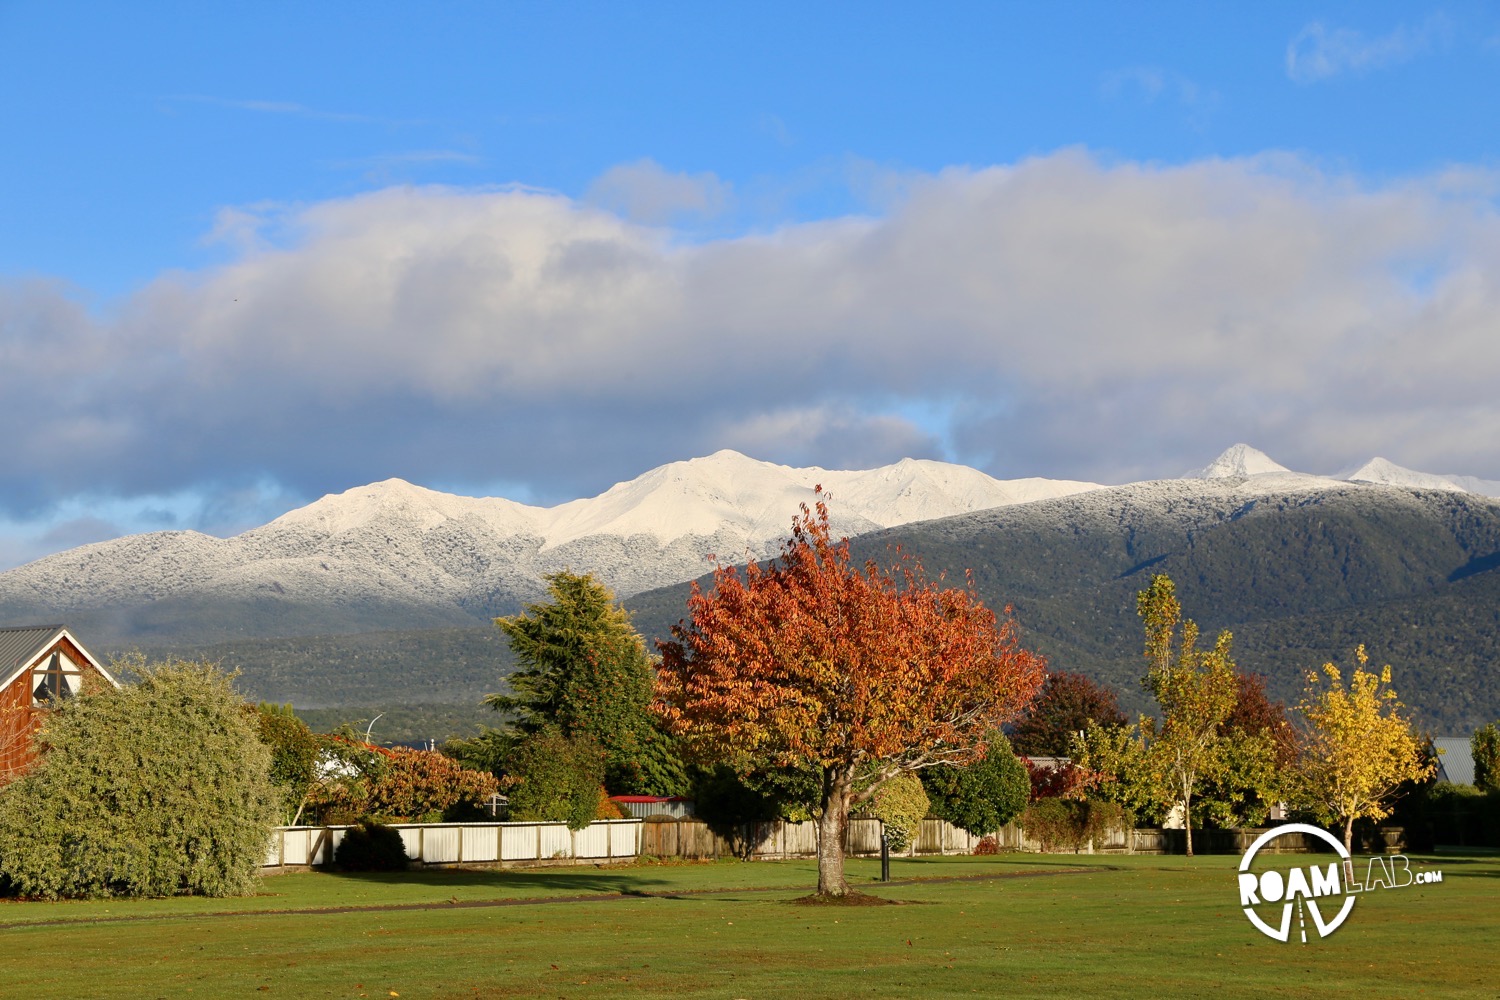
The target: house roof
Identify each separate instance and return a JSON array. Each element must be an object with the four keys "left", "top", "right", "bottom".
[
  {"left": 0, "top": 624, "right": 116, "bottom": 693},
  {"left": 1432, "top": 737, "right": 1477, "bottom": 786}
]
